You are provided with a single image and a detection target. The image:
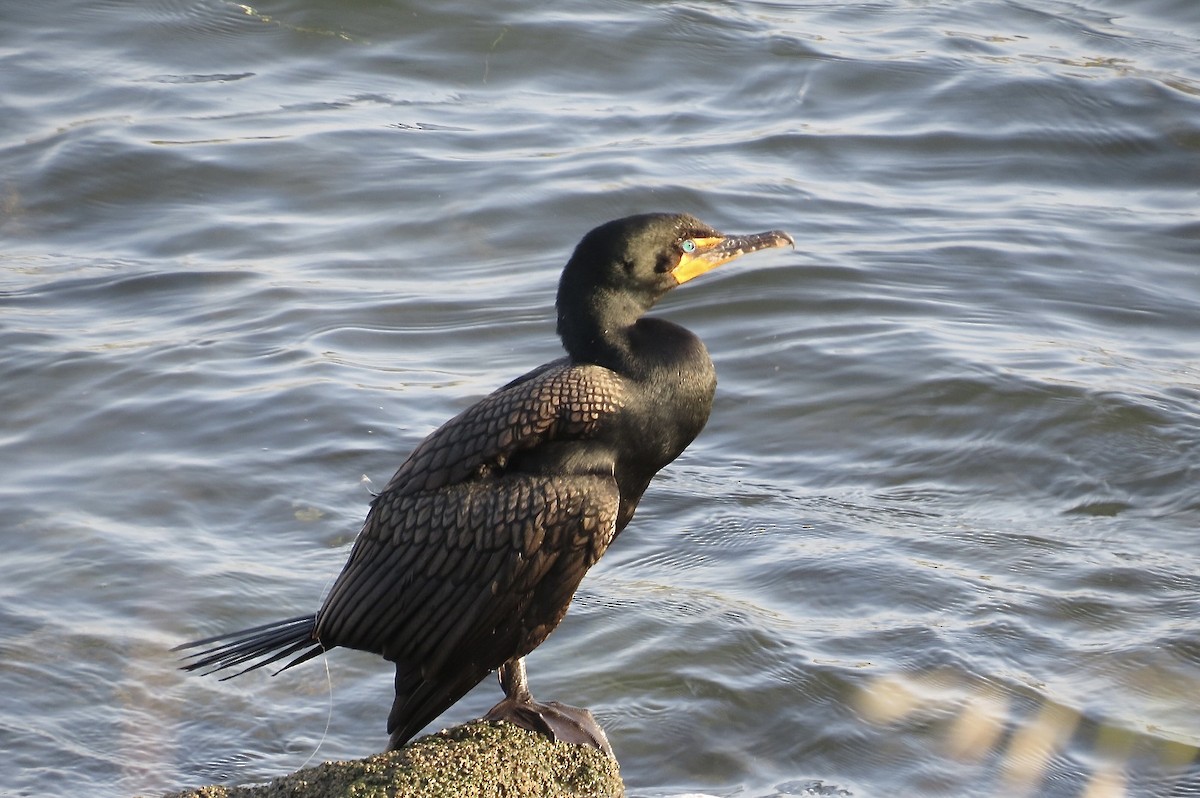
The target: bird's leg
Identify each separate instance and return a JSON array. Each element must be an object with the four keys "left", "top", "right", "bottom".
[{"left": 482, "top": 656, "right": 614, "bottom": 757}]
